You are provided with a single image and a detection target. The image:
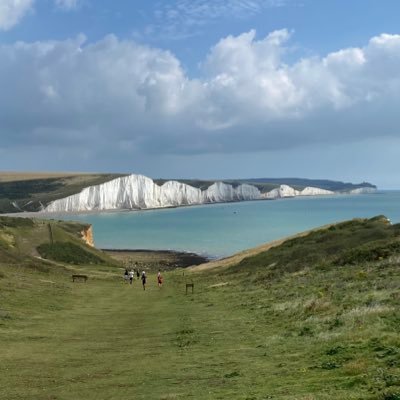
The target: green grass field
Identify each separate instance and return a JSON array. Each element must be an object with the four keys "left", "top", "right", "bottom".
[{"left": 0, "top": 216, "right": 399, "bottom": 399}]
